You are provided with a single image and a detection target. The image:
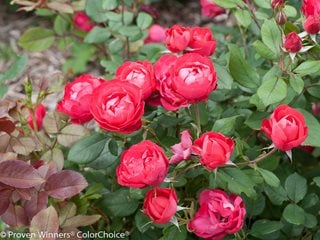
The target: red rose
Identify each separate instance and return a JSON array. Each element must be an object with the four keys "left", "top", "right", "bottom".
[
  {"left": 90, "top": 80, "right": 144, "bottom": 134},
  {"left": 304, "top": 15, "right": 320, "bottom": 34},
  {"left": 200, "top": 0, "right": 225, "bottom": 18},
  {"left": 116, "top": 140, "right": 169, "bottom": 188},
  {"left": 192, "top": 132, "right": 234, "bottom": 170},
  {"left": 154, "top": 53, "right": 217, "bottom": 110},
  {"left": 73, "top": 12, "right": 94, "bottom": 32},
  {"left": 143, "top": 188, "right": 178, "bottom": 224},
  {"left": 116, "top": 61, "right": 156, "bottom": 99},
  {"left": 271, "top": 0, "right": 285, "bottom": 9},
  {"left": 145, "top": 24, "right": 166, "bottom": 44},
  {"left": 188, "top": 189, "right": 246, "bottom": 240},
  {"left": 27, "top": 104, "right": 46, "bottom": 131},
  {"left": 187, "top": 27, "right": 217, "bottom": 56},
  {"left": 261, "top": 104, "right": 308, "bottom": 151},
  {"left": 165, "top": 25, "right": 191, "bottom": 53},
  {"left": 57, "top": 74, "right": 103, "bottom": 124},
  {"left": 302, "top": 0, "right": 320, "bottom": 17},
  {"left": 284, "top": 32, "right": 302, "bottom": 53}
]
